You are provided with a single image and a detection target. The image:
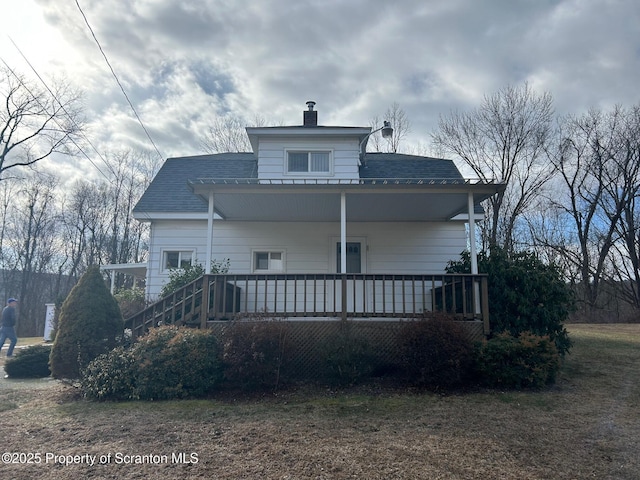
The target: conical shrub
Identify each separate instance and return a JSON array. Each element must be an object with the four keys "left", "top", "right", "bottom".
[{"left": 50, "top": 266, "right": 124, "bottom": 379}]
